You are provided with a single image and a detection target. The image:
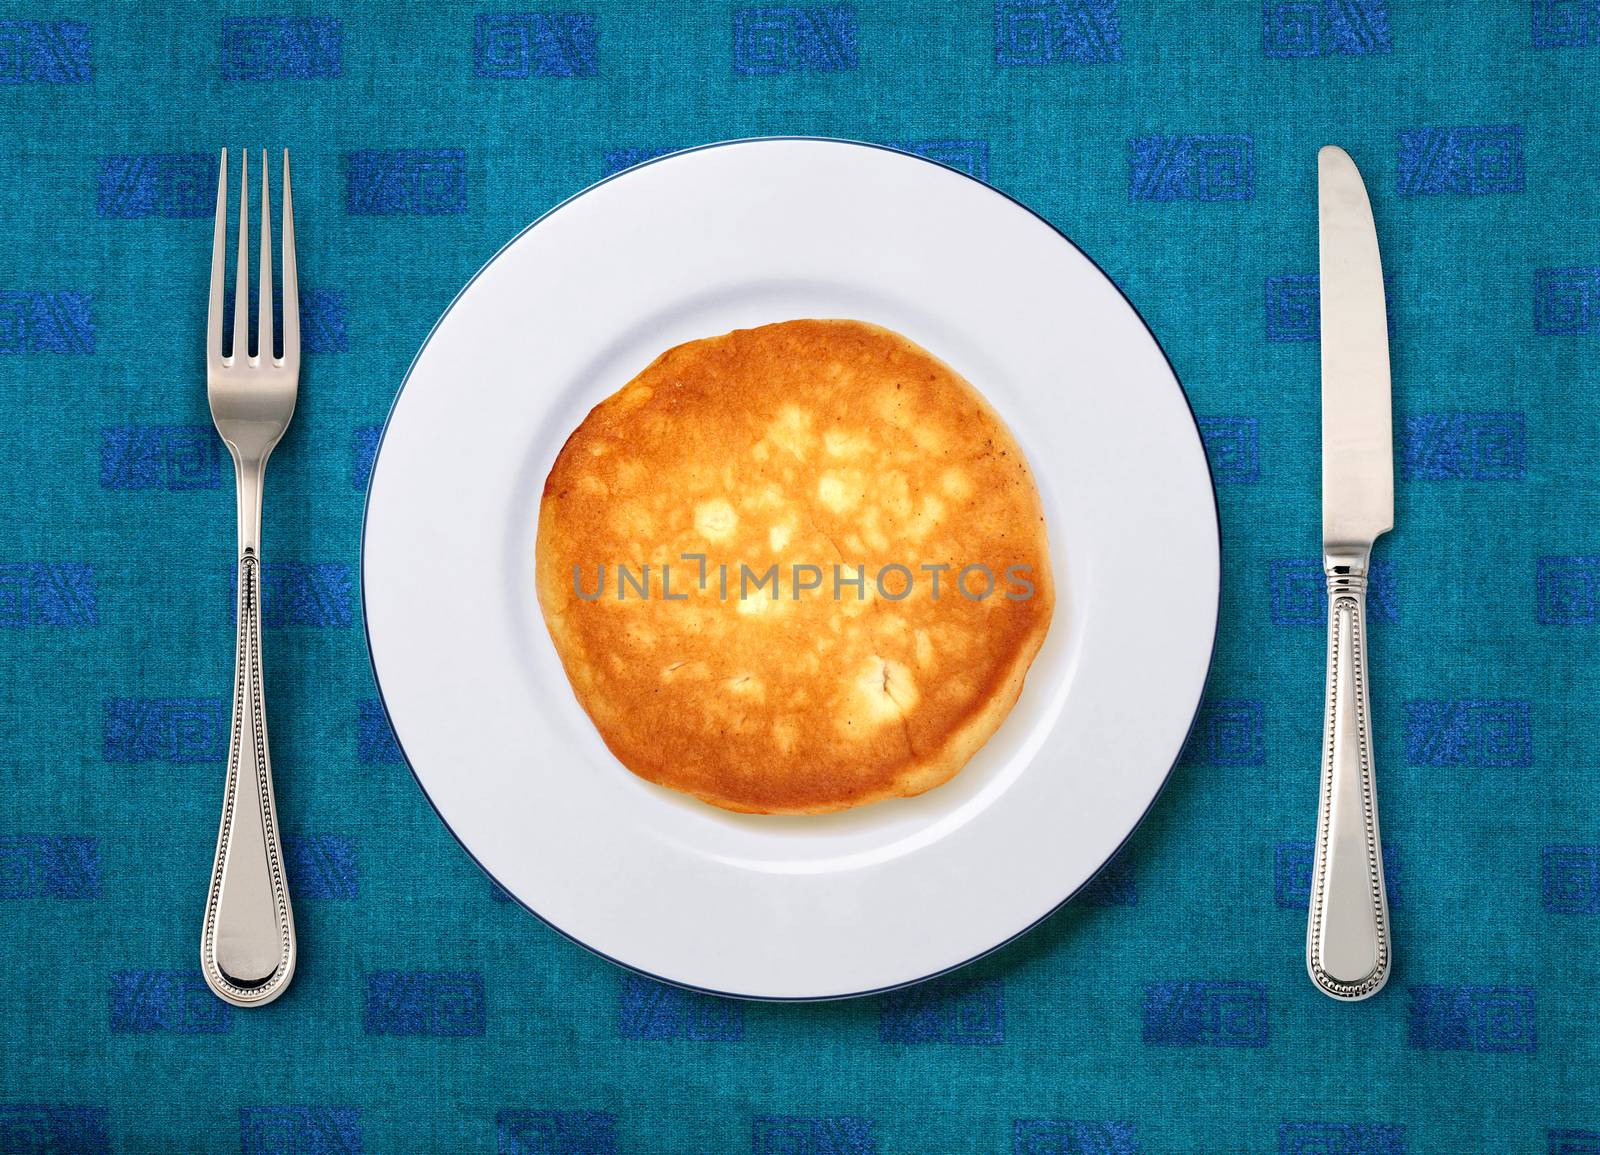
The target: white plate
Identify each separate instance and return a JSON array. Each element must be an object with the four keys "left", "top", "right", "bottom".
[{"left": 362, "top": 138, "right": 1219, "bottom": 1000}]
